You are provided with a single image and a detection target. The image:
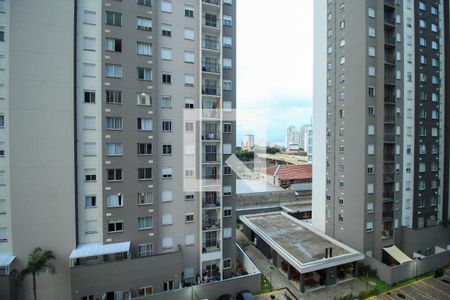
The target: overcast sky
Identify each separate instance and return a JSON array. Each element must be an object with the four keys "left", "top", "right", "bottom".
[{"left": 236, "top": 0, "right": 313, "bottom": 146}]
